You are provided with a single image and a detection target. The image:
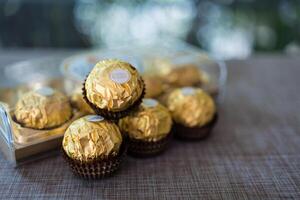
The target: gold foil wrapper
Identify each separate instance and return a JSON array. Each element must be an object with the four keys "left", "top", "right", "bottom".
[
  {"left": 0, "top": 78, "right": 65, "bottom": 109},
  {"left": 14, "top": 88, "right": 72, "bottom": 129},
  {"left": 71, "top": 87, "right": 94, "bottom": 114},
  {"left": 142, "top": 57, "right": 173, "bottom": 76},
  {"left": 63, "top": 115, "right": 122, "bottom": 162},
  {"left": 156, "top": 87, "right": 176, "bottom": 107},
  {"left": 119, "top": 99, "right": 172, "bottom": 142},
  {"left": 85, "top": 59, "right": 144, "bottom": 112},
  {"left": 12, "top": 112, "right": 81, "bottom": 145},
  {"left": 167, "top": 87, "right": 216, "bottom": 127},
  {"left": 143, "top": 75, "right": 164, "bottom": 98},
  {"left": 163, "top": 64, "right": 204, "bottom": 87}
]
